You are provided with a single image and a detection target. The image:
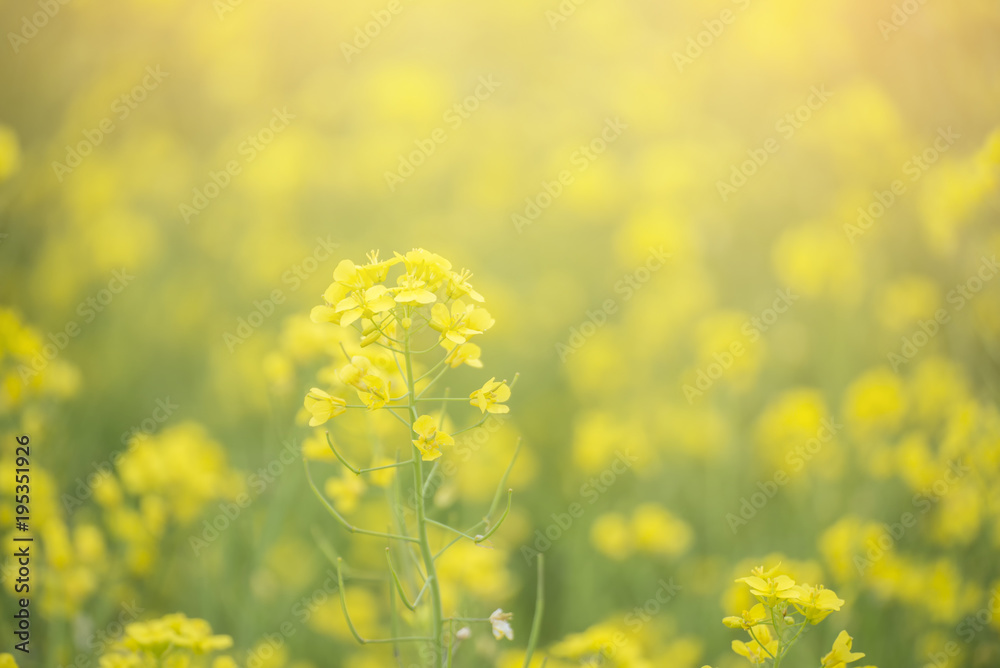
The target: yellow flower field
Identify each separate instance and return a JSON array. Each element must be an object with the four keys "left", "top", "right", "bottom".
[{"left": 2, "top": 0, "right": 999, "bottom": 666}]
